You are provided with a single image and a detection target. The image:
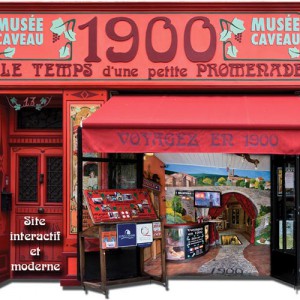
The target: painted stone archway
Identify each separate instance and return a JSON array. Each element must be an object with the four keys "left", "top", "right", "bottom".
[{"left": 209, "top": 192, "right": 258, "bottom": 244}]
